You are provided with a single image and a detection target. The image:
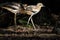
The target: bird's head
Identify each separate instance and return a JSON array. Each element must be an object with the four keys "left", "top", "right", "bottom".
[{"left": 37, "top": 3, "right": 45, "bottom": 7}]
